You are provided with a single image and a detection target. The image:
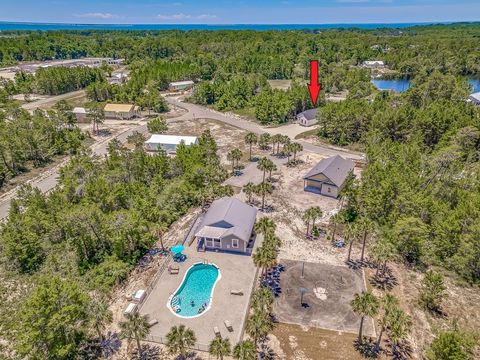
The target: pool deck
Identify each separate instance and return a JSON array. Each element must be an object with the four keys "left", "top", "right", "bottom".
[{"left": 139, "top": 239, "right": 260, "bottom": 348}]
